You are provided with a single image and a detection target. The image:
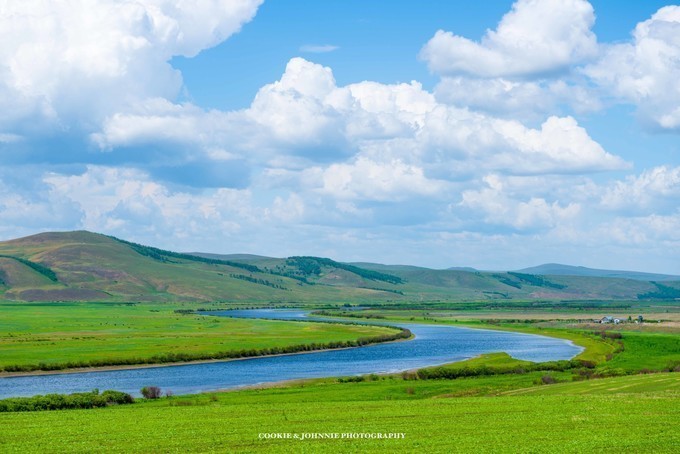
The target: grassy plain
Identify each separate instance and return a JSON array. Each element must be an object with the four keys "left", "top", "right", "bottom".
[
  {"left": 1, "top": 301, "right": 678, "bottom": 452},
  {"left": 604, "top": 331, "right": 680, "bottom": 371},
  {"left": 0, "top": 373, "right": 677, "bottom": 453},
  {"left": 0, "top": 302, "right": 400, "bottom": 372}
]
